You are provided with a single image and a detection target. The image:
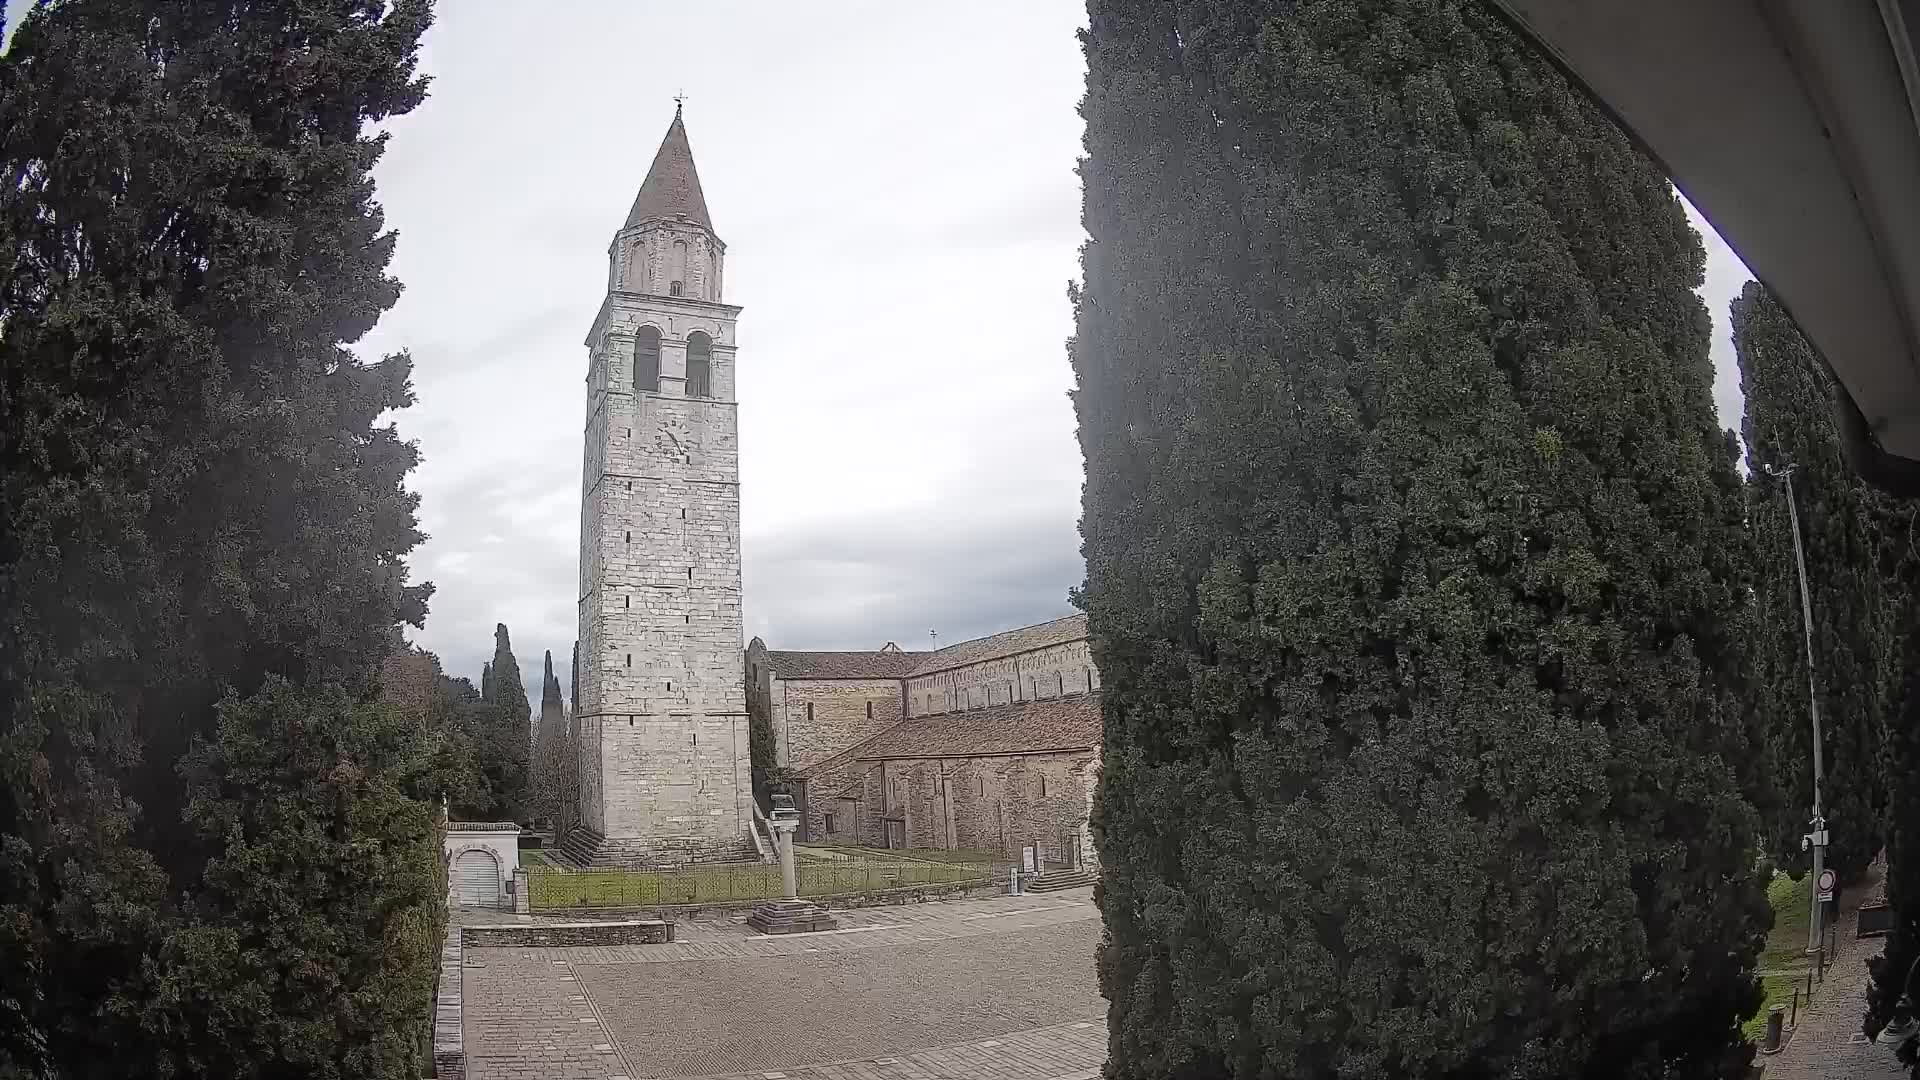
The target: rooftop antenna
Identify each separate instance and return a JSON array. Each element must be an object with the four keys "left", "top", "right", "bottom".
[{"left": 929, "top": 629, "right": 938, "bottom": 651}]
